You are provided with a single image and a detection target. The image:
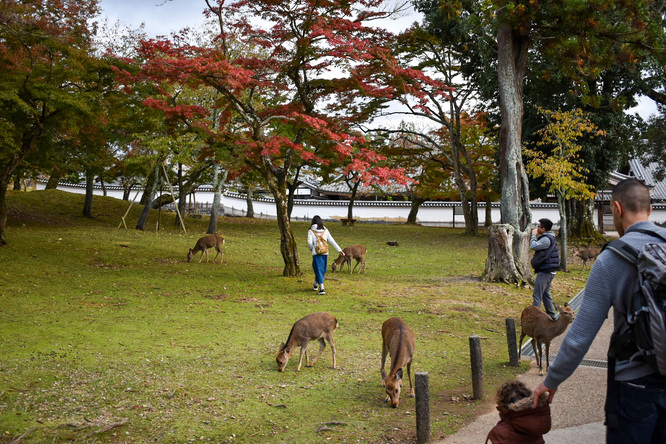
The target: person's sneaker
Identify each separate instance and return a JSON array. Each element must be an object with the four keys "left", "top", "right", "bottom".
[
  {"left": 313, "top": 283, "right": 319, "bottom": 291},
  {"left": 318, "top": 288, "right": 326, "bottom": 295}
]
